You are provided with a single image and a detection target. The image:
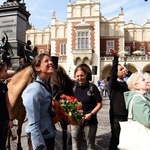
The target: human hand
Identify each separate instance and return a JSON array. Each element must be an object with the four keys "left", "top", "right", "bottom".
[
  {"left": 84, "top": 113, "right": 92, "bottom": 121},
  {"left": 109, "top": 49, "right": 119, "bottom": 57}
]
